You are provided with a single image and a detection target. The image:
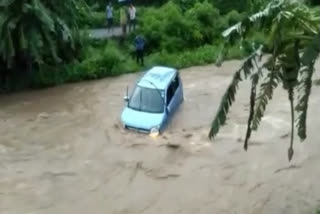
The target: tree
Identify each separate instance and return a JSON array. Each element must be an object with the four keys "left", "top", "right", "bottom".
[
  {"left": 209, "top": 0, "right": 320, "bottom": 161},
  {"left": 0, "top": 0, "right": 88, "bottom": 89}
]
